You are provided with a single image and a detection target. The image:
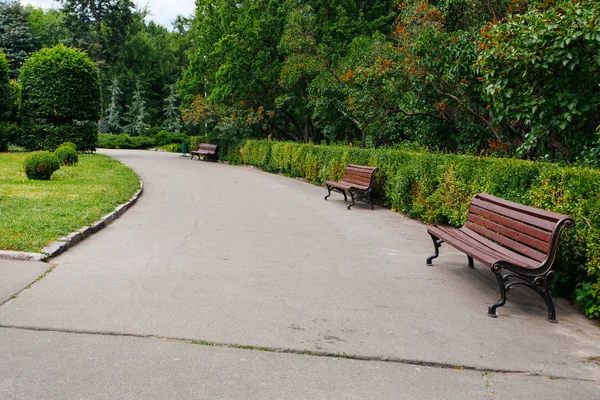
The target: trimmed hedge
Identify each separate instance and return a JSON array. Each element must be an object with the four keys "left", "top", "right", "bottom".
[
  {"left": 20, "top": 45, "right": 100, "bottom": 152},
  {"left": 98, "top": 134, "right": 156, "bottom": 149},
  {"left": 237, "top": 140, "right": 600, "bottom": 319}
]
